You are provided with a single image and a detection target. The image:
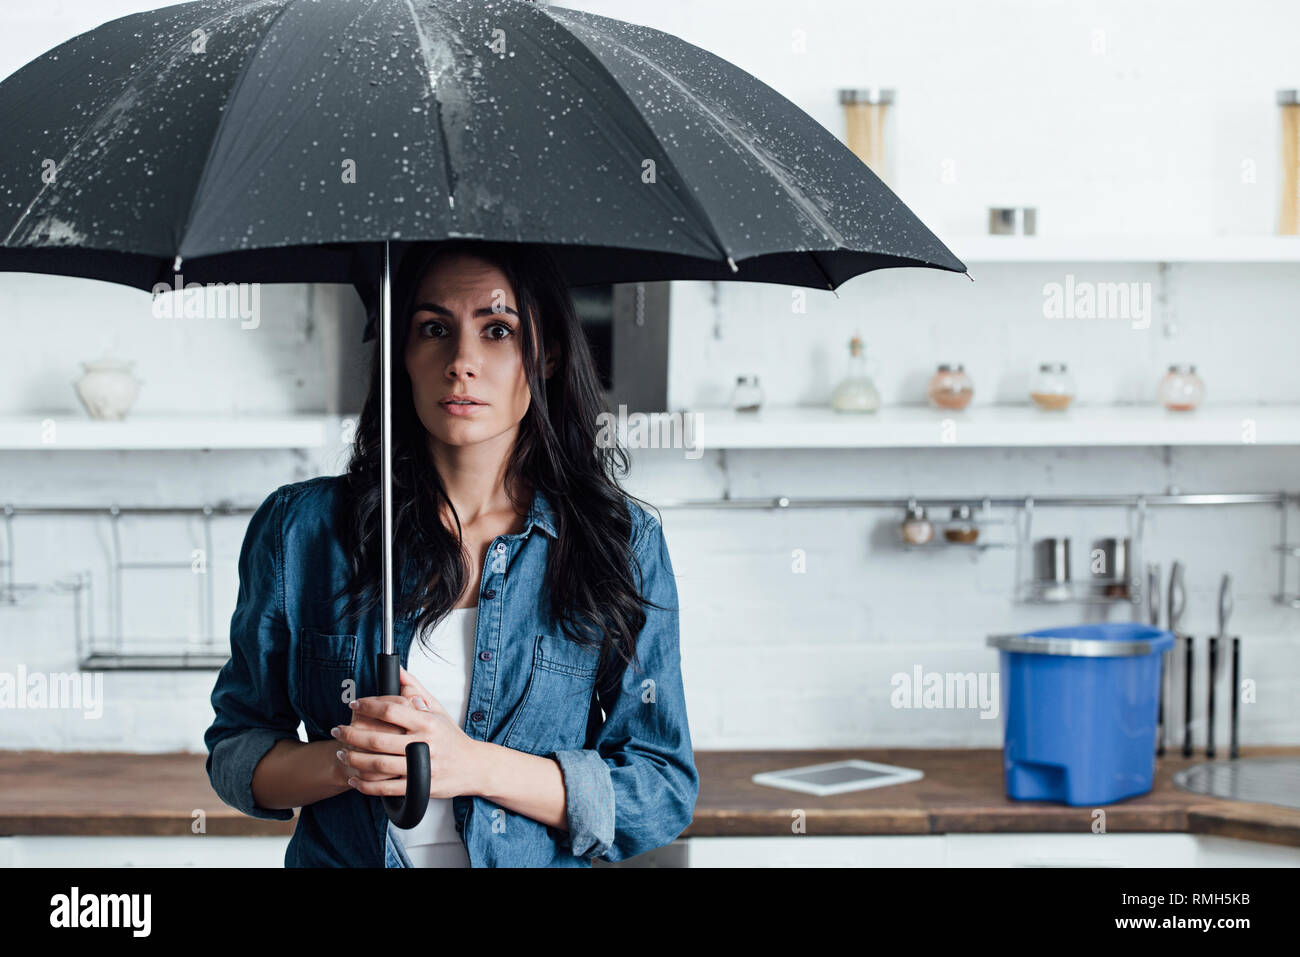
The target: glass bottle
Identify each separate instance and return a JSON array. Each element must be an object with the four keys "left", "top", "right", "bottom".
[
  {"left": 831, "top": 334, "right": 880, "bottom": 413},
  {"left": 1159, "top": 364, "right": 1204, "bottom": 411}
]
